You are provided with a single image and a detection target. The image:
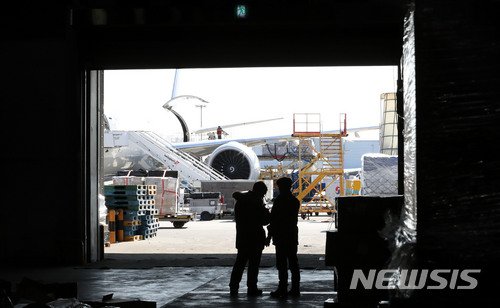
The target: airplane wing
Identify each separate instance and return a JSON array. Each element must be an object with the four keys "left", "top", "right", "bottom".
[
  {"left": 342, "top": 125, "right": 380, "bottom": 137},
  {"left": 172, "top": 134, "right": 294, "bottom": 156},
  {"left": 103, "top": 125, "right": 380, "bottom": 183},
  {"left": 191, "top": 117, "right": 284, "bottom": 134},
  {"left": 173, "top": 125, "right": 379, "bottom": 156}
]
